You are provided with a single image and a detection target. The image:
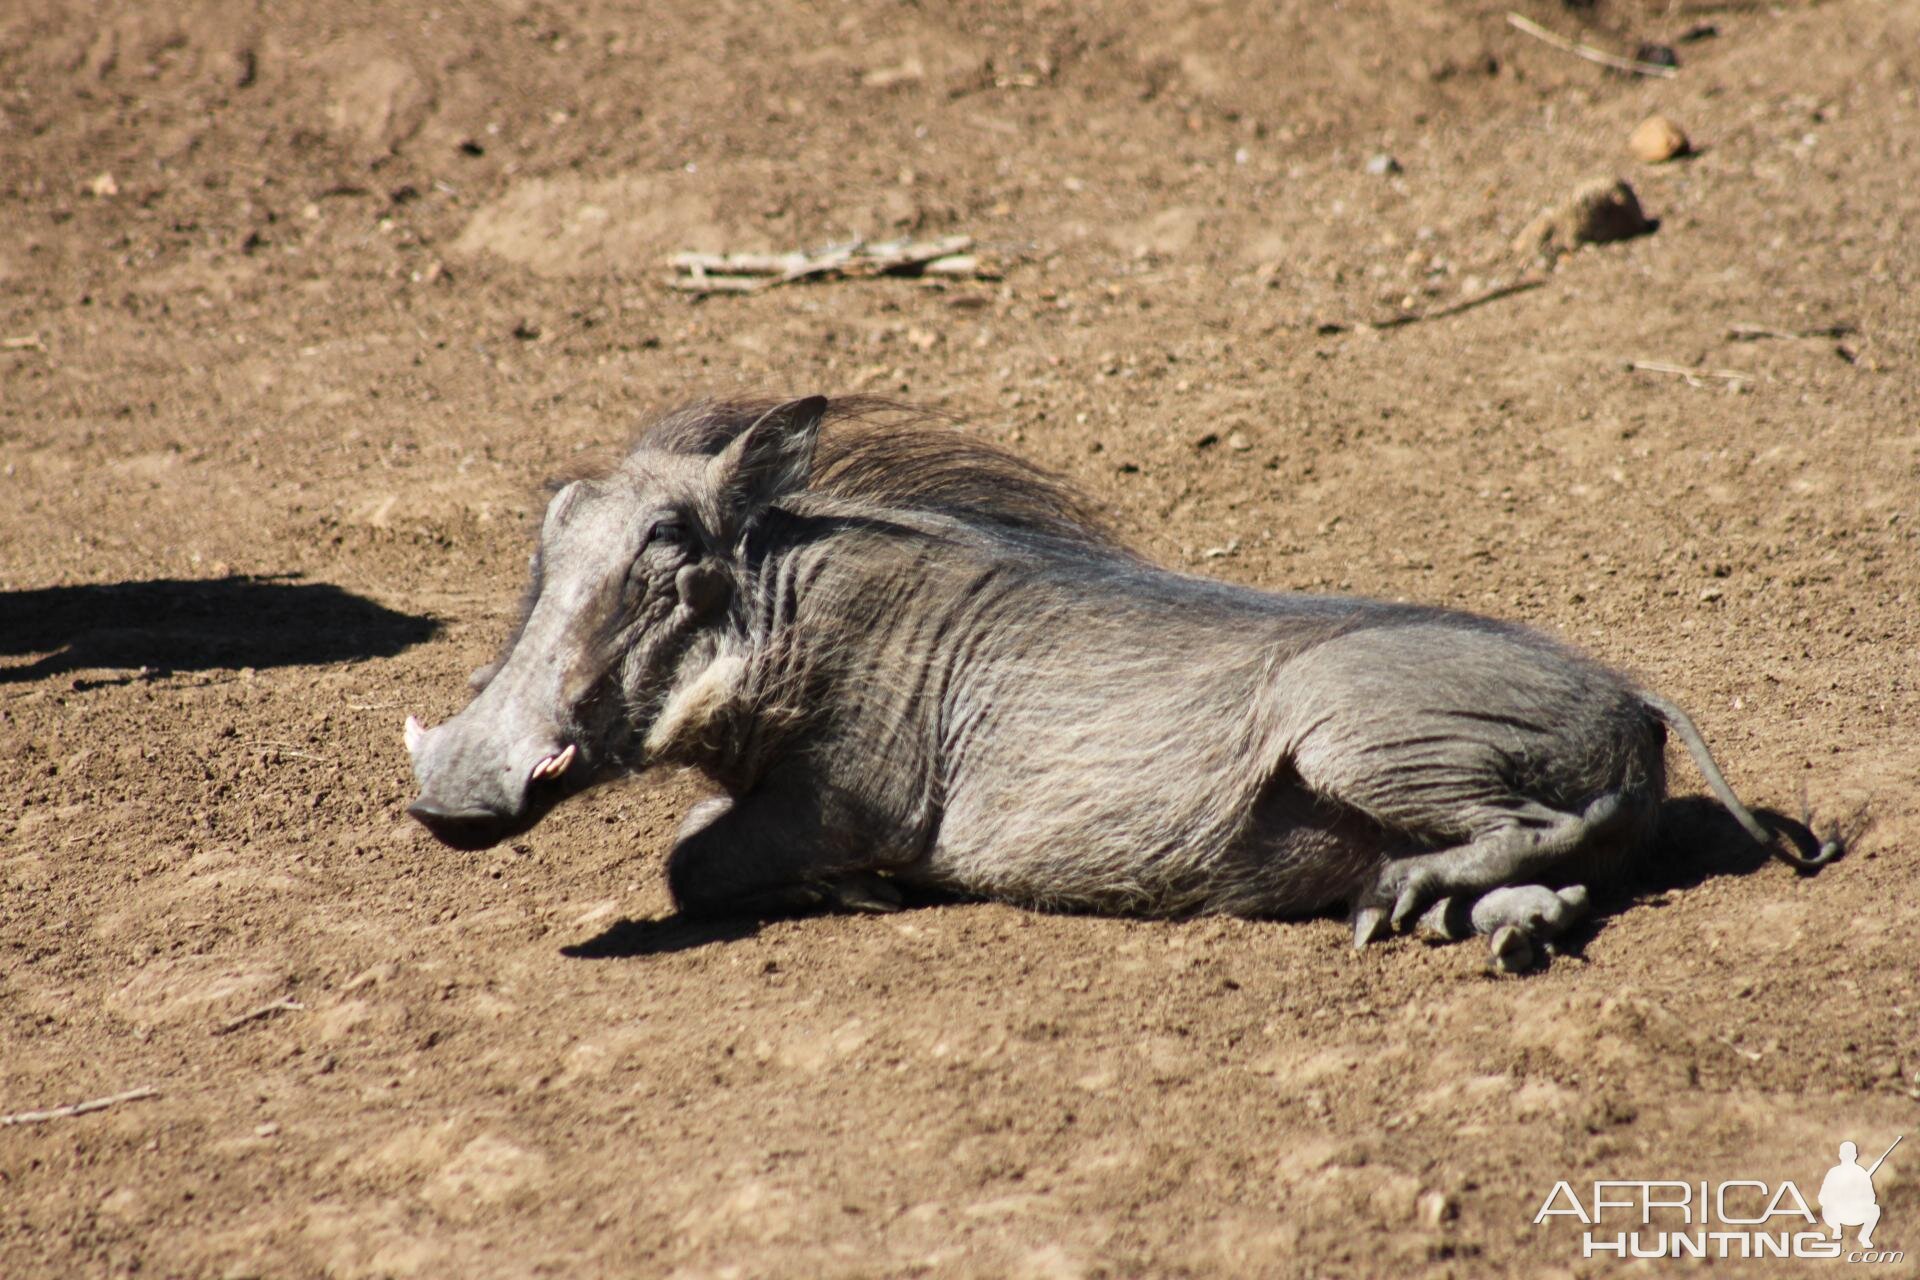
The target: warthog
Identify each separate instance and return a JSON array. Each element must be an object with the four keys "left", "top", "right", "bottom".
[{"left": 405, "top": 397, "right": 1838, "bottom": 968}]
